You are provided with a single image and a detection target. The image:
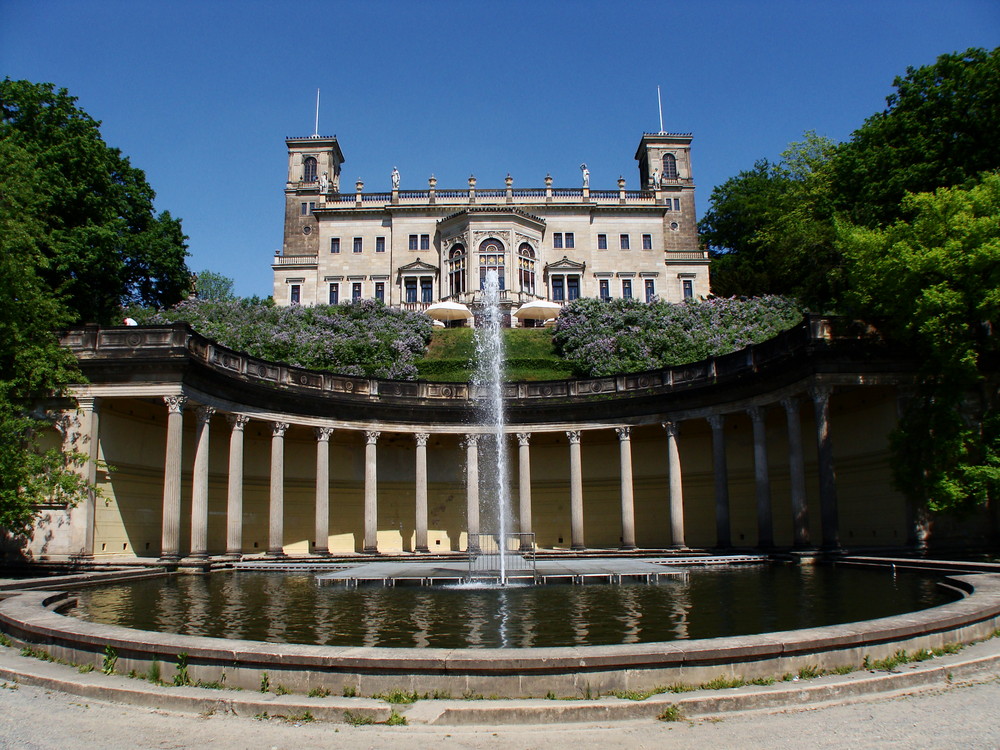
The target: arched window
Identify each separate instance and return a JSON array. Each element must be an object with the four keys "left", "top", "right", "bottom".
[
  {"left": 662, "top": 153, "right": 678, "bottom": 181},
  {"left": 303, "top": 157, "right": 318, "bottom": 183},
  {"left": 517, "top": 243, "right": 536, "bottom": 295},
  {"left": 448, "top": 244, "right": 466, "bottom": 297},
  {"left": 478, "top": 239, "right": 505, "bottom": 290}
]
